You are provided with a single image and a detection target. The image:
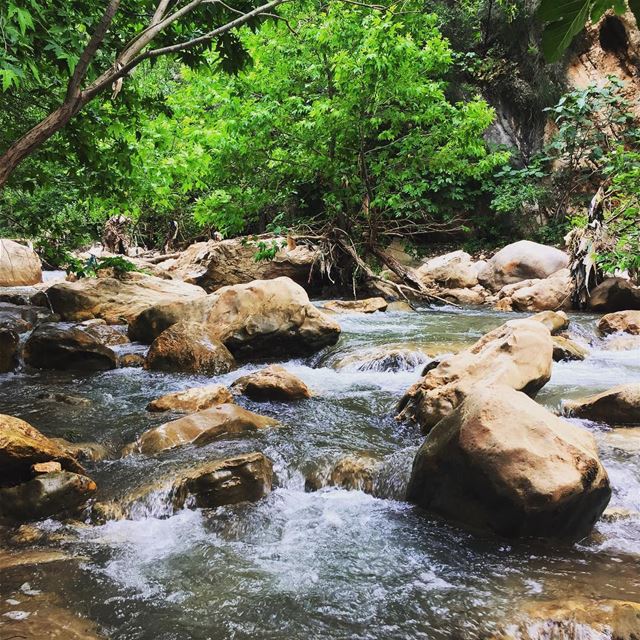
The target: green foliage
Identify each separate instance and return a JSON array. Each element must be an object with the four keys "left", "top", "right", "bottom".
[{"left": 66, "top": 255, "right": 141, "bottom": 279}]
